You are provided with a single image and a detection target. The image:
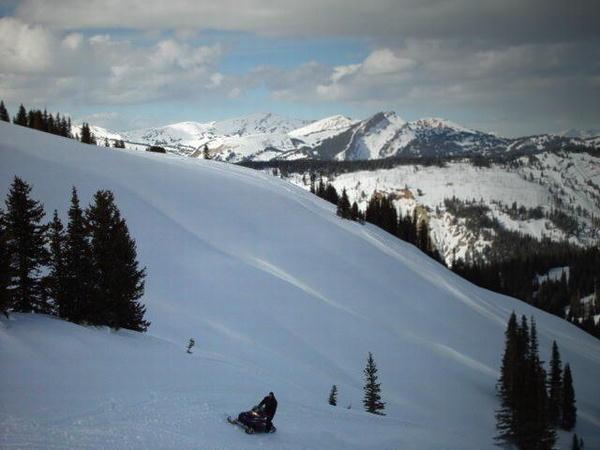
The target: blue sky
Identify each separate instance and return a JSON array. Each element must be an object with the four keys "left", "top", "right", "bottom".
[{"left": 1, "top": 0, "right": 598, "bottom": 136}]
